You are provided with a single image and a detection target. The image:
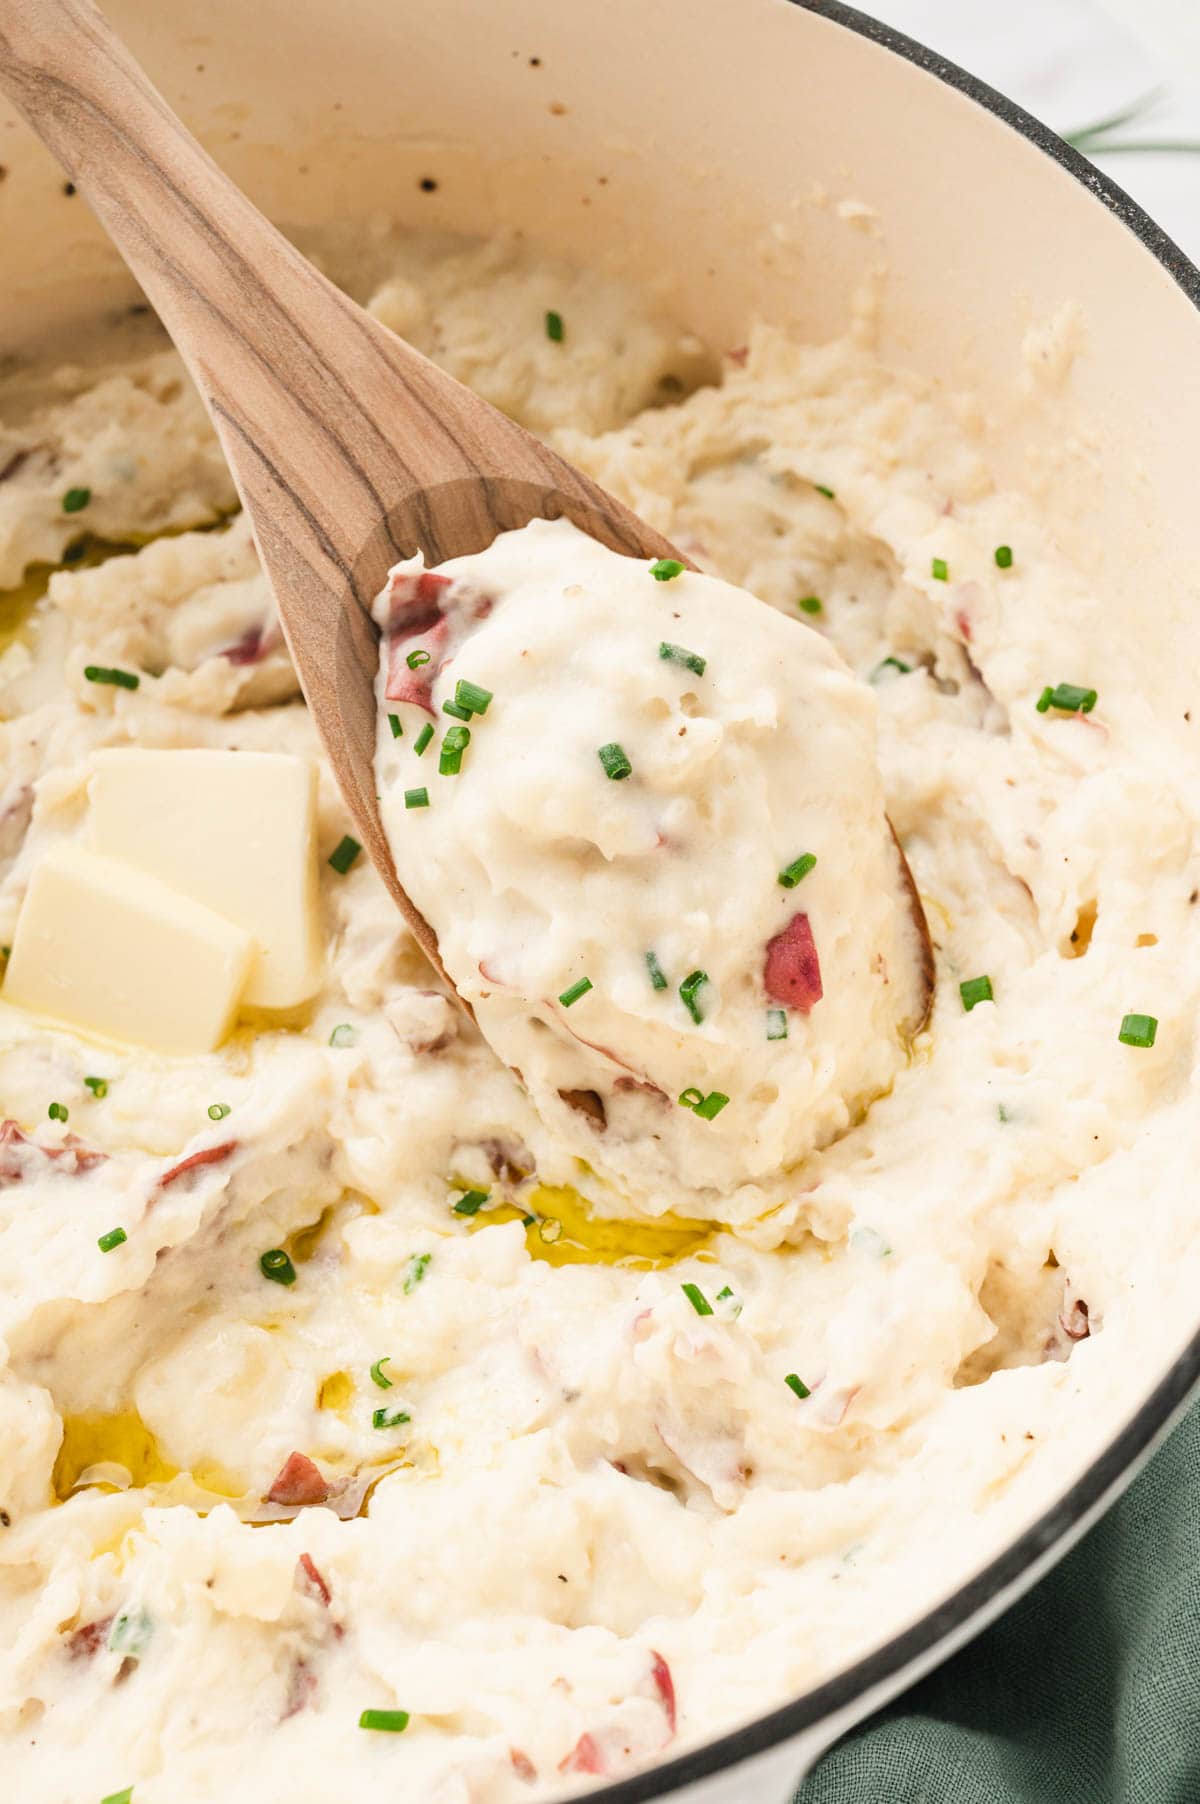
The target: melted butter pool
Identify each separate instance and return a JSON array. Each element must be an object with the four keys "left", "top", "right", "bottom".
[
  {"left": 477, "top": 1183, "right": 714, "bottom": 1270},
  {"left": 53, "top": 1409, "right": 178, "bottom": 1499}
]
